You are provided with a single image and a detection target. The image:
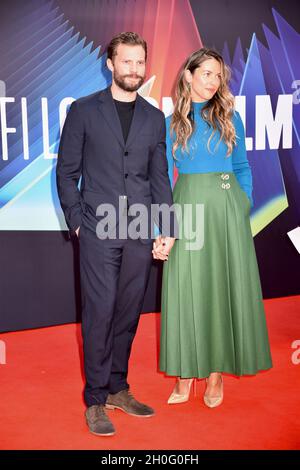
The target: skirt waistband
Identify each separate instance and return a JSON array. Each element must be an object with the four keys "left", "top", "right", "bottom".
[
  {"left": 177, "top": 172, "right": 234, "bottom": 178},
  {"left": 176, "top": 172, "right": 237, "bottom": 189}
]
